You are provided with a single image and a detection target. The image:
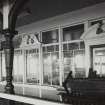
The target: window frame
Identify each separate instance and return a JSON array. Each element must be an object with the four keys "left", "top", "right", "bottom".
[{"left": 41, "top": 28, "right": 60, "bottom": 86}]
